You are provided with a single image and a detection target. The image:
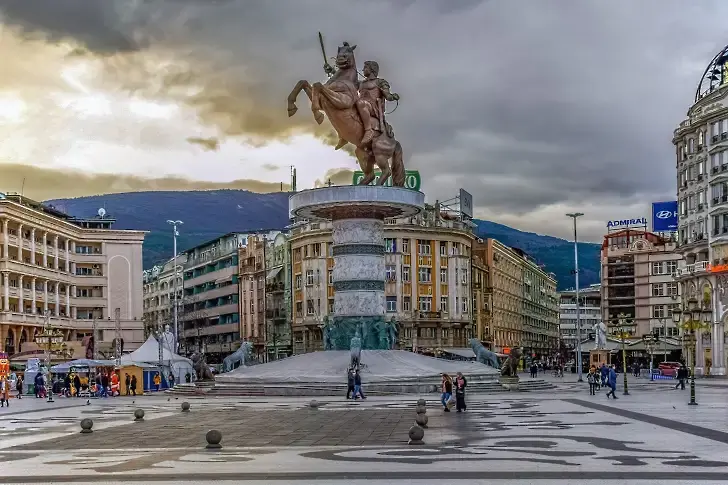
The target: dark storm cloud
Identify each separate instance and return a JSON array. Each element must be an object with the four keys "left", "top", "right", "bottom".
[{"left": 2, "top": 0, "right": 726, "bottom": 240}]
